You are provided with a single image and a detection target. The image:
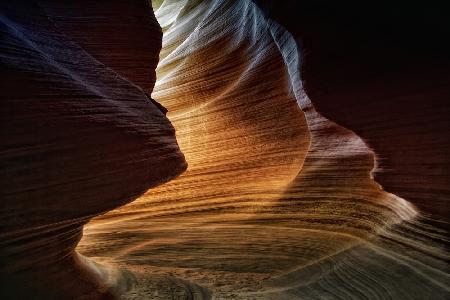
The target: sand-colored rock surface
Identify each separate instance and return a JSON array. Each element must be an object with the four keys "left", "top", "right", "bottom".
[
  {"left": 77, "top": 1, "right": 448, "bottom": 299},
  {"left": 1, "top": 0, "right": 448, "bottom": 299}
]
